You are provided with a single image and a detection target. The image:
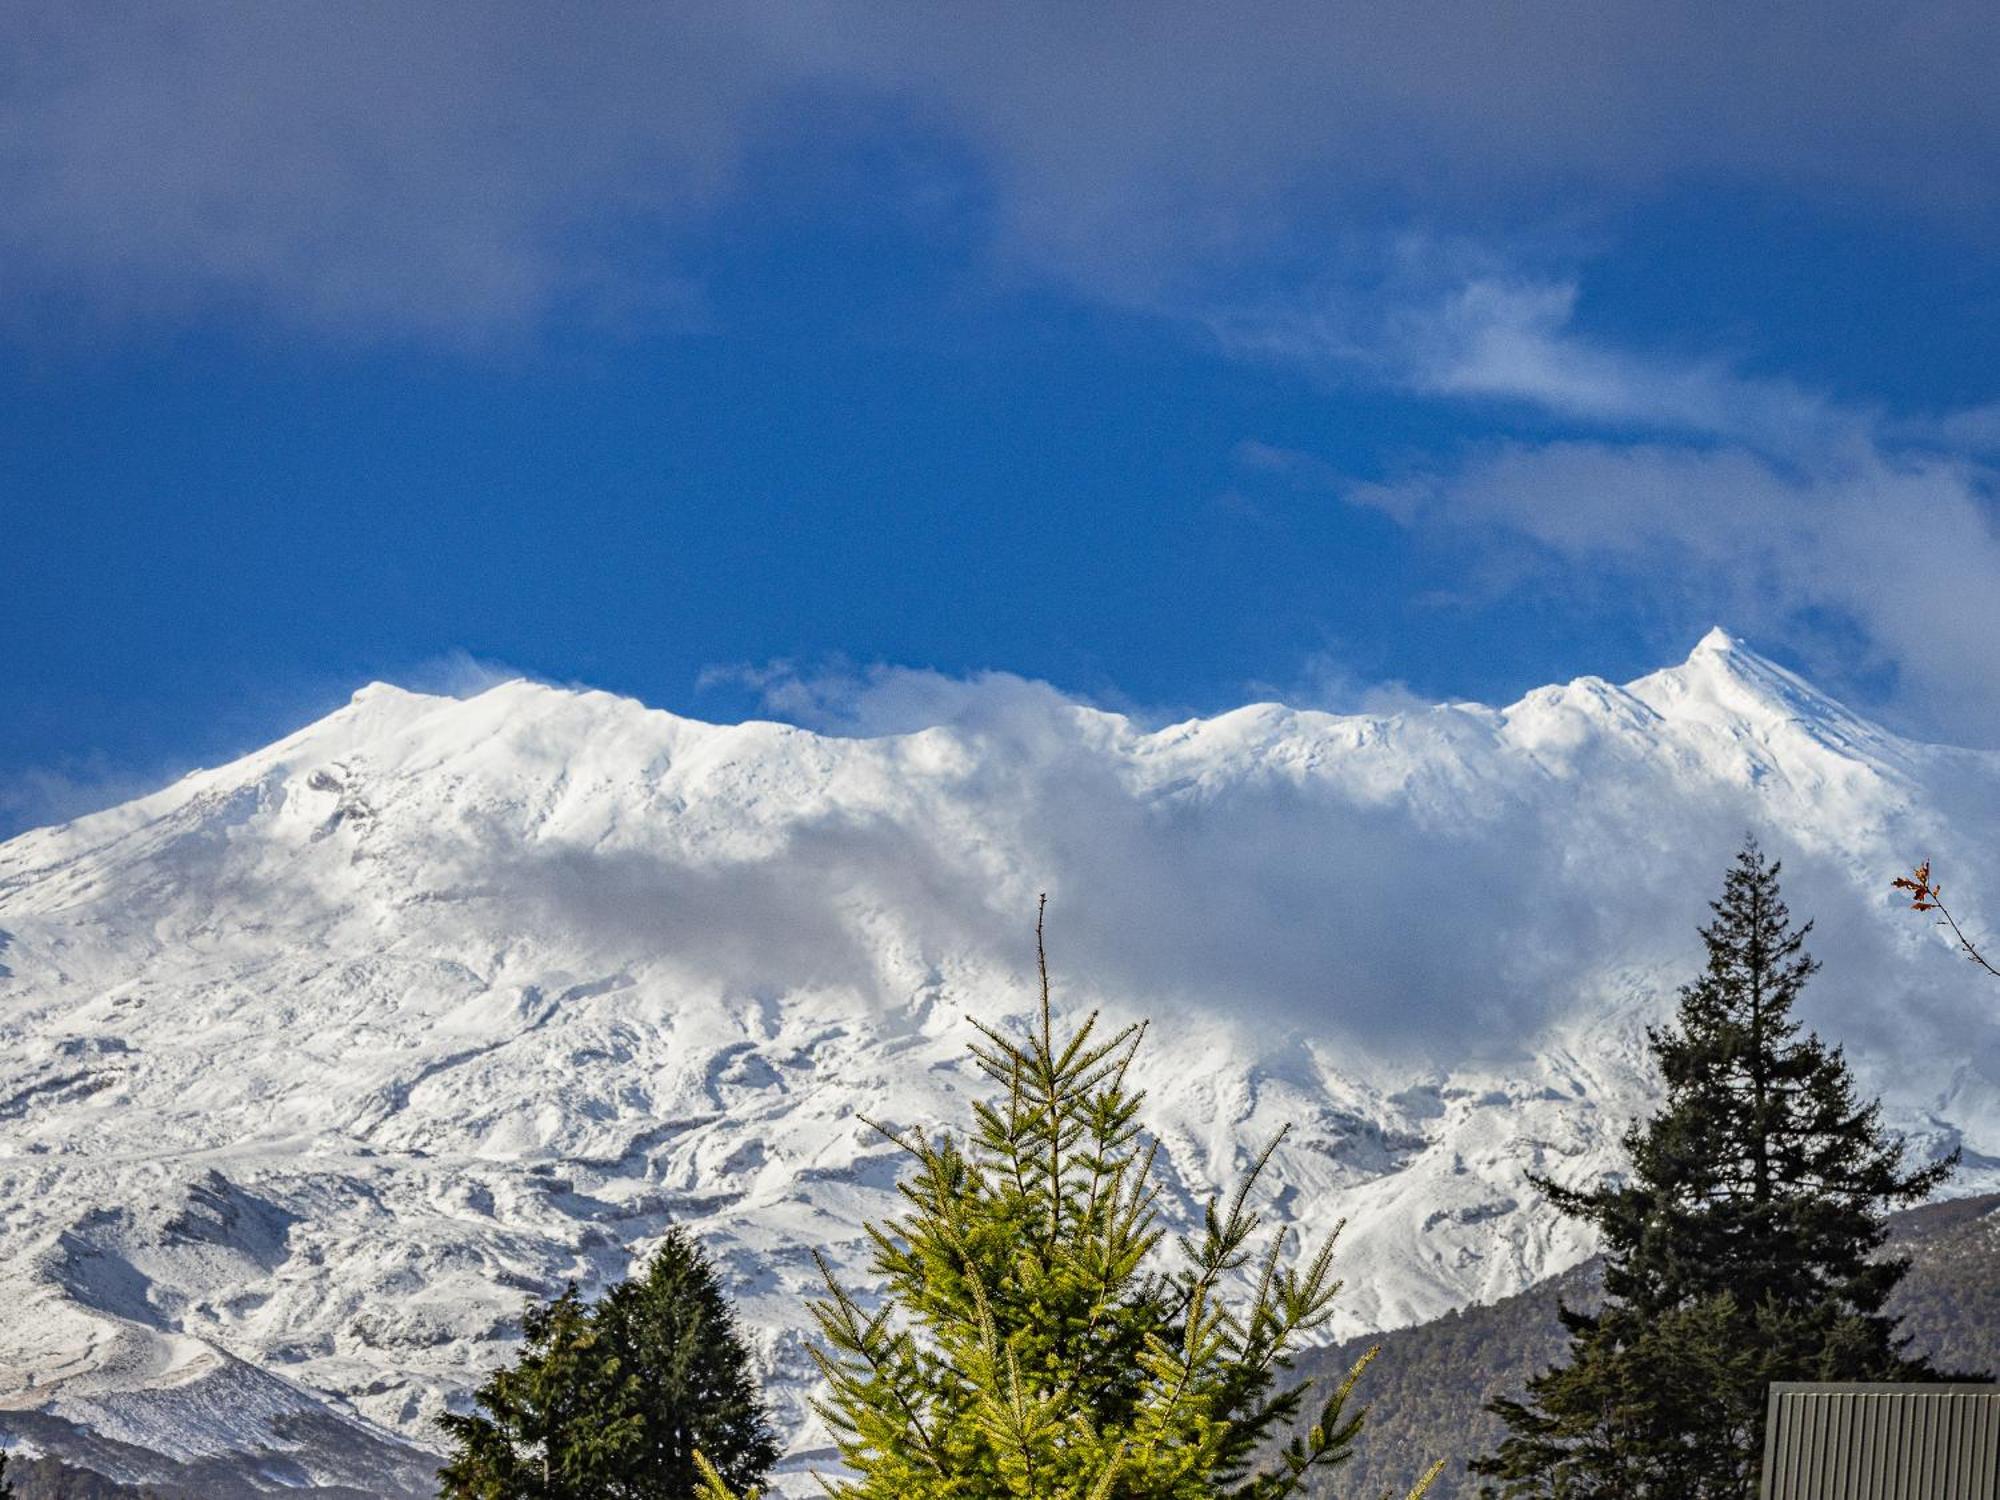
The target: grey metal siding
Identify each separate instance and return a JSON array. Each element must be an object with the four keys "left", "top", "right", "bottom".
[{"left": 1761, "top": 1384, "right": 2000, "bottom": 1499}]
